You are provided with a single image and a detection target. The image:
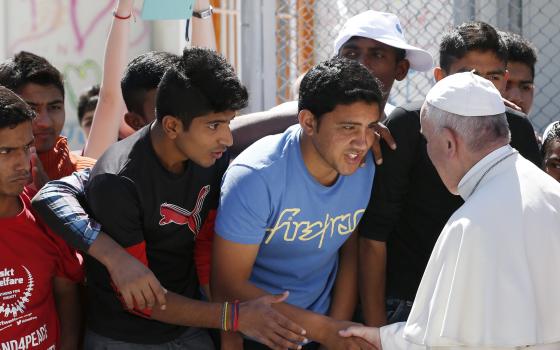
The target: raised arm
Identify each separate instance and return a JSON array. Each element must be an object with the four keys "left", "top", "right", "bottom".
[
  {"left": 83, "top": 0, "right": 133, "bottom": 159},
  {"left": 191, "top": 0, "right": 217, "bottom": 50}
]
